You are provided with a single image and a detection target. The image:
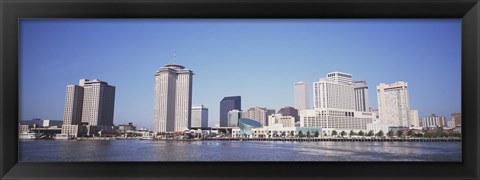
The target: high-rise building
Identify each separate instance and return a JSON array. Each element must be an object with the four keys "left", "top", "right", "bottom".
[
  {"left": 302, "top": 72, "right": 375, "bottom": 131},
  {"left": 313, "top": 72, "right": 355, "bottom": 110},
  {"left": 376, "top": 81, "right": 410, "bottom": 127},
  {"left": 451, "top": 112, "right": 461, "bottom": 126},
  {"left": 409, "top": 109, "right": 419, "bottom": 127},
  {"left": 294, "top": 82, "right": 310, "bottom": 110},
  {"left": 153, "top": 57, "right": 194, "bottom": 133},
  {"left": 421, "top": 114, "right": 447, "bottom": 128},
  {"left": 81, "top": 79, "right": 116, "bottom": 126},
  {"left": 353, "top": 81, "right": 370, "bottom": 112},
  {"left": 227, "top": 109, "right": 242, "bottom": 127},
  {"left": 63, "top": 79, "right": 115, "bottom": 126},
  {"left": 277, "top": 106, "right": 299, "bottom": 122},
  {"left": 219, "top": 96, "right": 241, "bottom": 127},
  {"left": 62, "top": 79, "right": 115, "bottom": 137},
  {"left": 191, "top": 105, "right": 208, "bottom": 128},
  {"left": 63, "top": 84, "right": 84, "bottom": 125},
  {"left": 242, "top": 107, "right": 269, "bottom": 126}
]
